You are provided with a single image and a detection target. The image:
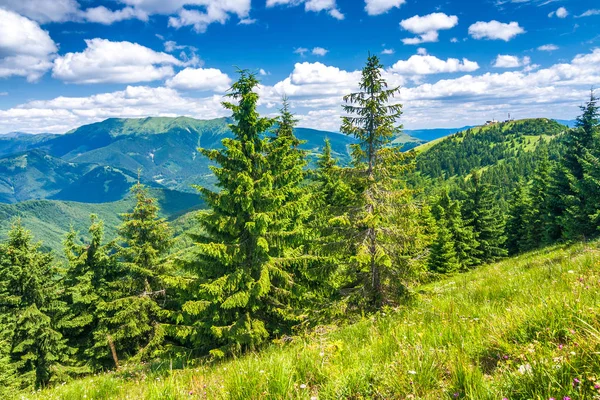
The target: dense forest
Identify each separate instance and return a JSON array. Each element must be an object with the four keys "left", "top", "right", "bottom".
[{"left": 1, "top": 55, "right": 599, "bottom": 397}]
